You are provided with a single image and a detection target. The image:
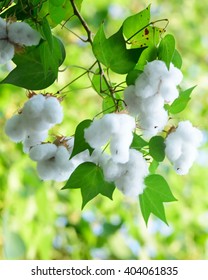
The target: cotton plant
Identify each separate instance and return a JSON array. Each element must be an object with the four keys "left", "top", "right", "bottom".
[
  {"left": 2, "top": 1, "right": 205, "bottom": 225},
  {"left": 0, "top": 17, "right": 41, "bottom": 64}
]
